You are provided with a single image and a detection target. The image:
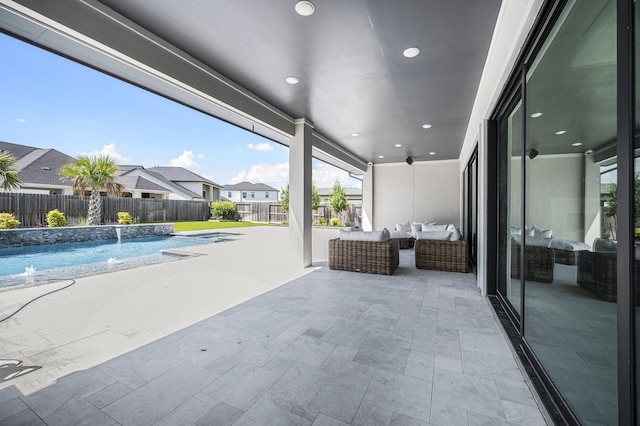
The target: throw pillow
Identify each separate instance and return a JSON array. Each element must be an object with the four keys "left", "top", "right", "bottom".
[
  {"left": 396, "top": 222, "right": 411, "bottom": 234},
  {"left": 449, "top": 227, "right": 461, "bottom": 241}
]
